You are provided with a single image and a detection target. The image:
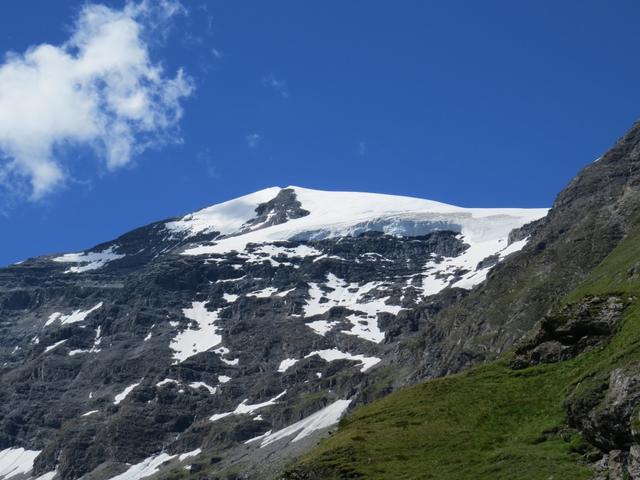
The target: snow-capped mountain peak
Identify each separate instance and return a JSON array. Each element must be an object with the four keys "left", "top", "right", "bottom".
[{"left": 167, "top": 185, "right": 547, "bottom": 252}]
